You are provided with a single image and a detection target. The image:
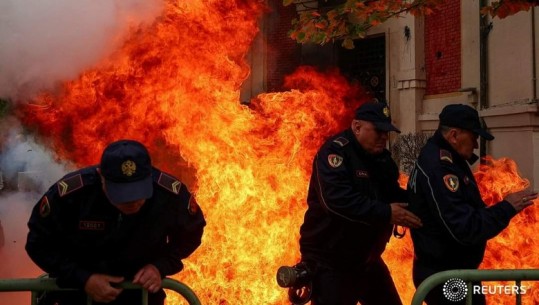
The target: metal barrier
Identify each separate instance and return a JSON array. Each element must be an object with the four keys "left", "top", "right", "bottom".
[
  {"left": 0, "top": 277, "right": 201, "bottom": 305},
  {"left": 411, "top": 269, "right": 539, "bottom": 305}
]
